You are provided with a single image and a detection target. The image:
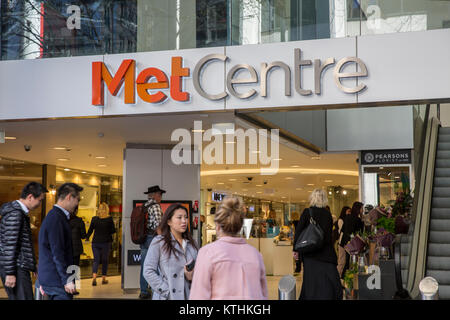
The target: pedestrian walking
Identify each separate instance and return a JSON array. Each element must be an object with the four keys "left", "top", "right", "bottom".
[
  {"left": 38, "top": 183, "right": 82, "bottom": 300},
  {"left": 143, "top": 203, "right": 198, "bottom": 300},
  {"left": 190, "top": 196, "right": 268, "bottom": 300},
  {"left": 294, "top": 189, "right": 343, "bottom": 300},
  {"left": 86, "top": 202, "right": 116, "bottom": 286},
  {"left": 0, "top": 182, "right": 47, "bottom": 300}
]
